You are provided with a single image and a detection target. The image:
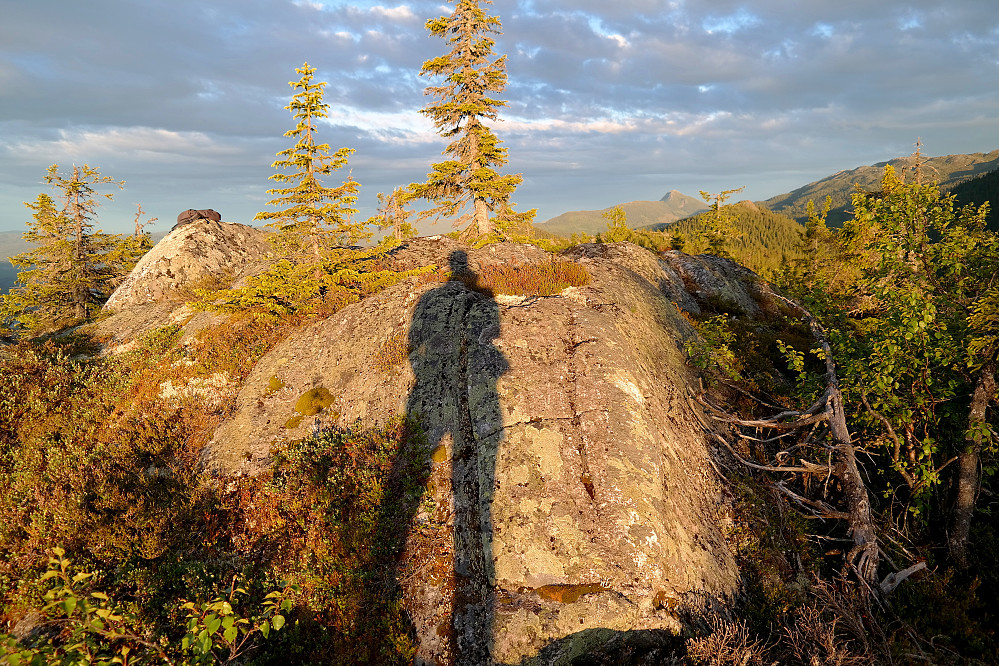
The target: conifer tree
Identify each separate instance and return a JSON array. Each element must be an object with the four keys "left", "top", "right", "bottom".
[
  {"left": 407, "top": 0, "right": 535, "bottom": 238},
  {"left": 0, "top": 165, "right": 144, "bottom": 337},
  {"left": 697, "top": 187, "right": 744, "bottom": 258},
  {"left": 255, "top": 62, "right": 368, "bottom": 256},
  {"left": 600, "top": 206, "right": 632, "bottom": 243},
  {"left": 369, "top": 188, "right": 418, "bottom": 242}
]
